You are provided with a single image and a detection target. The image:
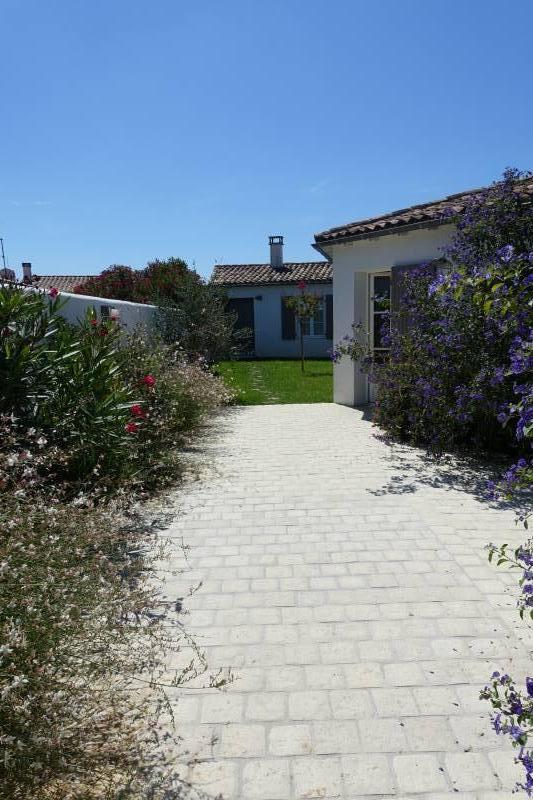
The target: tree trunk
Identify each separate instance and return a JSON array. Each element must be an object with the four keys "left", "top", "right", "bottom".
[{"left": 299, "top": 325, "right": 305, "bottom": 372}]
